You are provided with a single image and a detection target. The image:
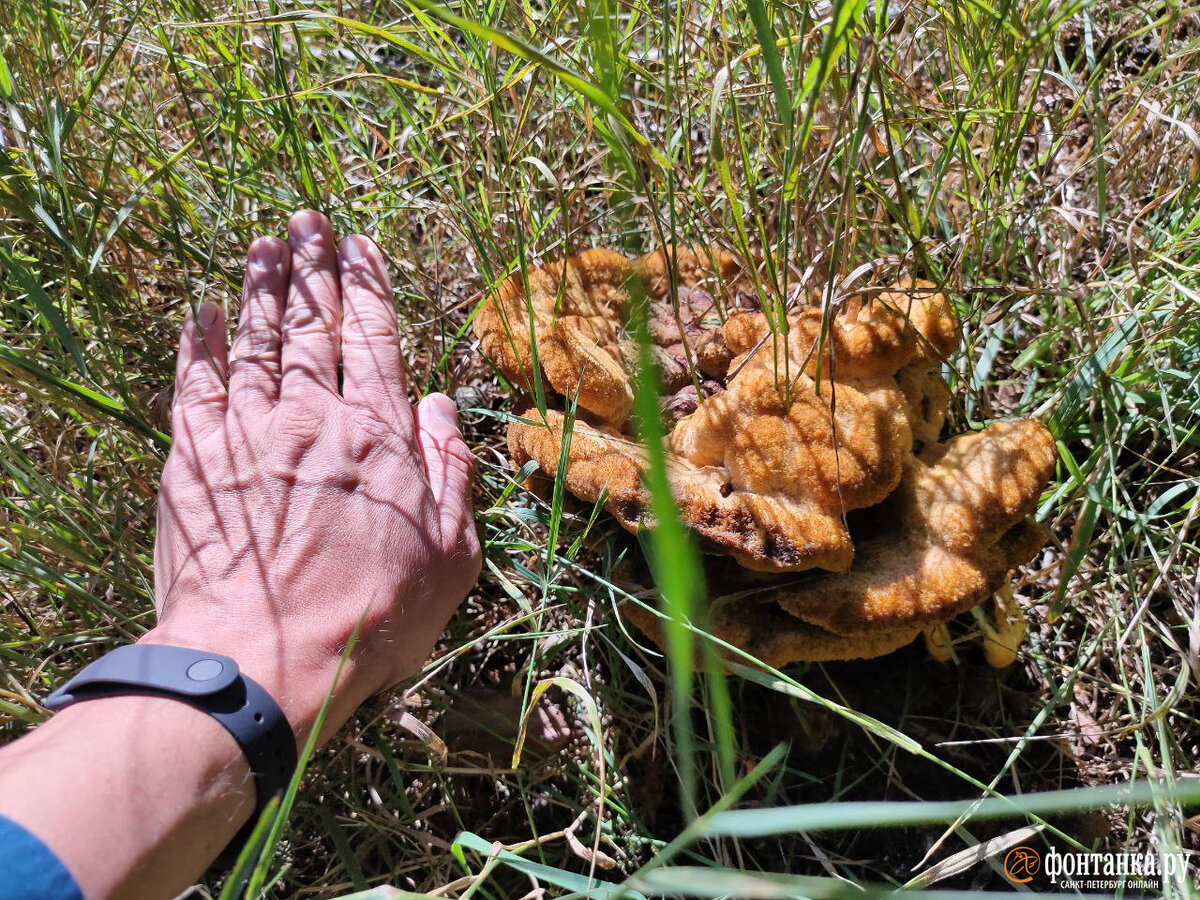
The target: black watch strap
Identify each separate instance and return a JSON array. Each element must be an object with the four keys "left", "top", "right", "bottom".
[{"left": 44, "top": 644, "right": 297, "bottom": 867}]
